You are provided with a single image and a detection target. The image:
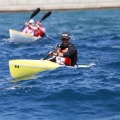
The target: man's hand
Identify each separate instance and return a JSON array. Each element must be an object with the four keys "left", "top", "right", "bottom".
[
  {"left": 49, "top": 52, "right": 57, "bottom": 56},
  {"left": 57, "top": 53, "right": 63, "bottom": 57}
]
